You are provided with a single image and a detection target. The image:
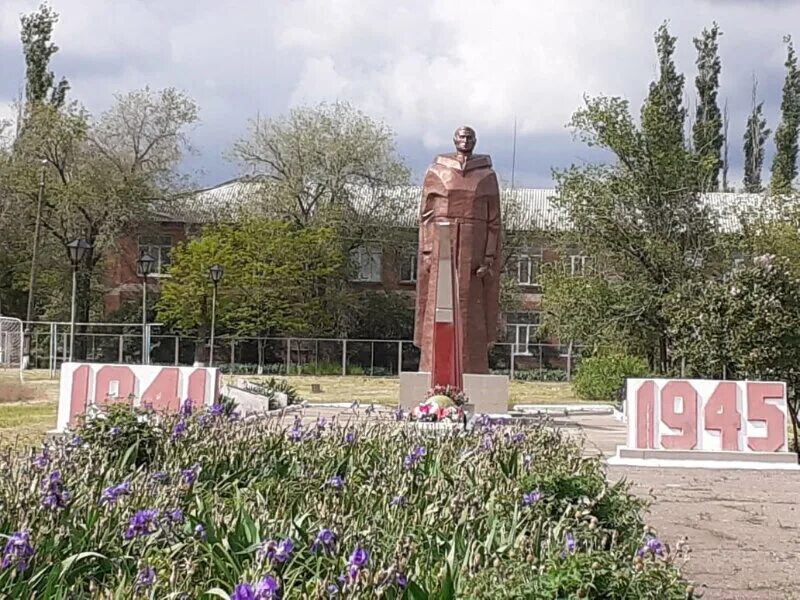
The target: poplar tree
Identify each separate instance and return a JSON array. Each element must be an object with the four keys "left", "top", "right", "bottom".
[
  {"left": 20, "top": 3, "right": 69, "bottom": 111},
  {"left": 692, "top": 23, "right": 723, "bottom": 191},
  {"left": 743, "top": 78, "right": 771, "bottom": 193},
  {"left": 770, "top": 36, "right": 800, "bottom": 195}
]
